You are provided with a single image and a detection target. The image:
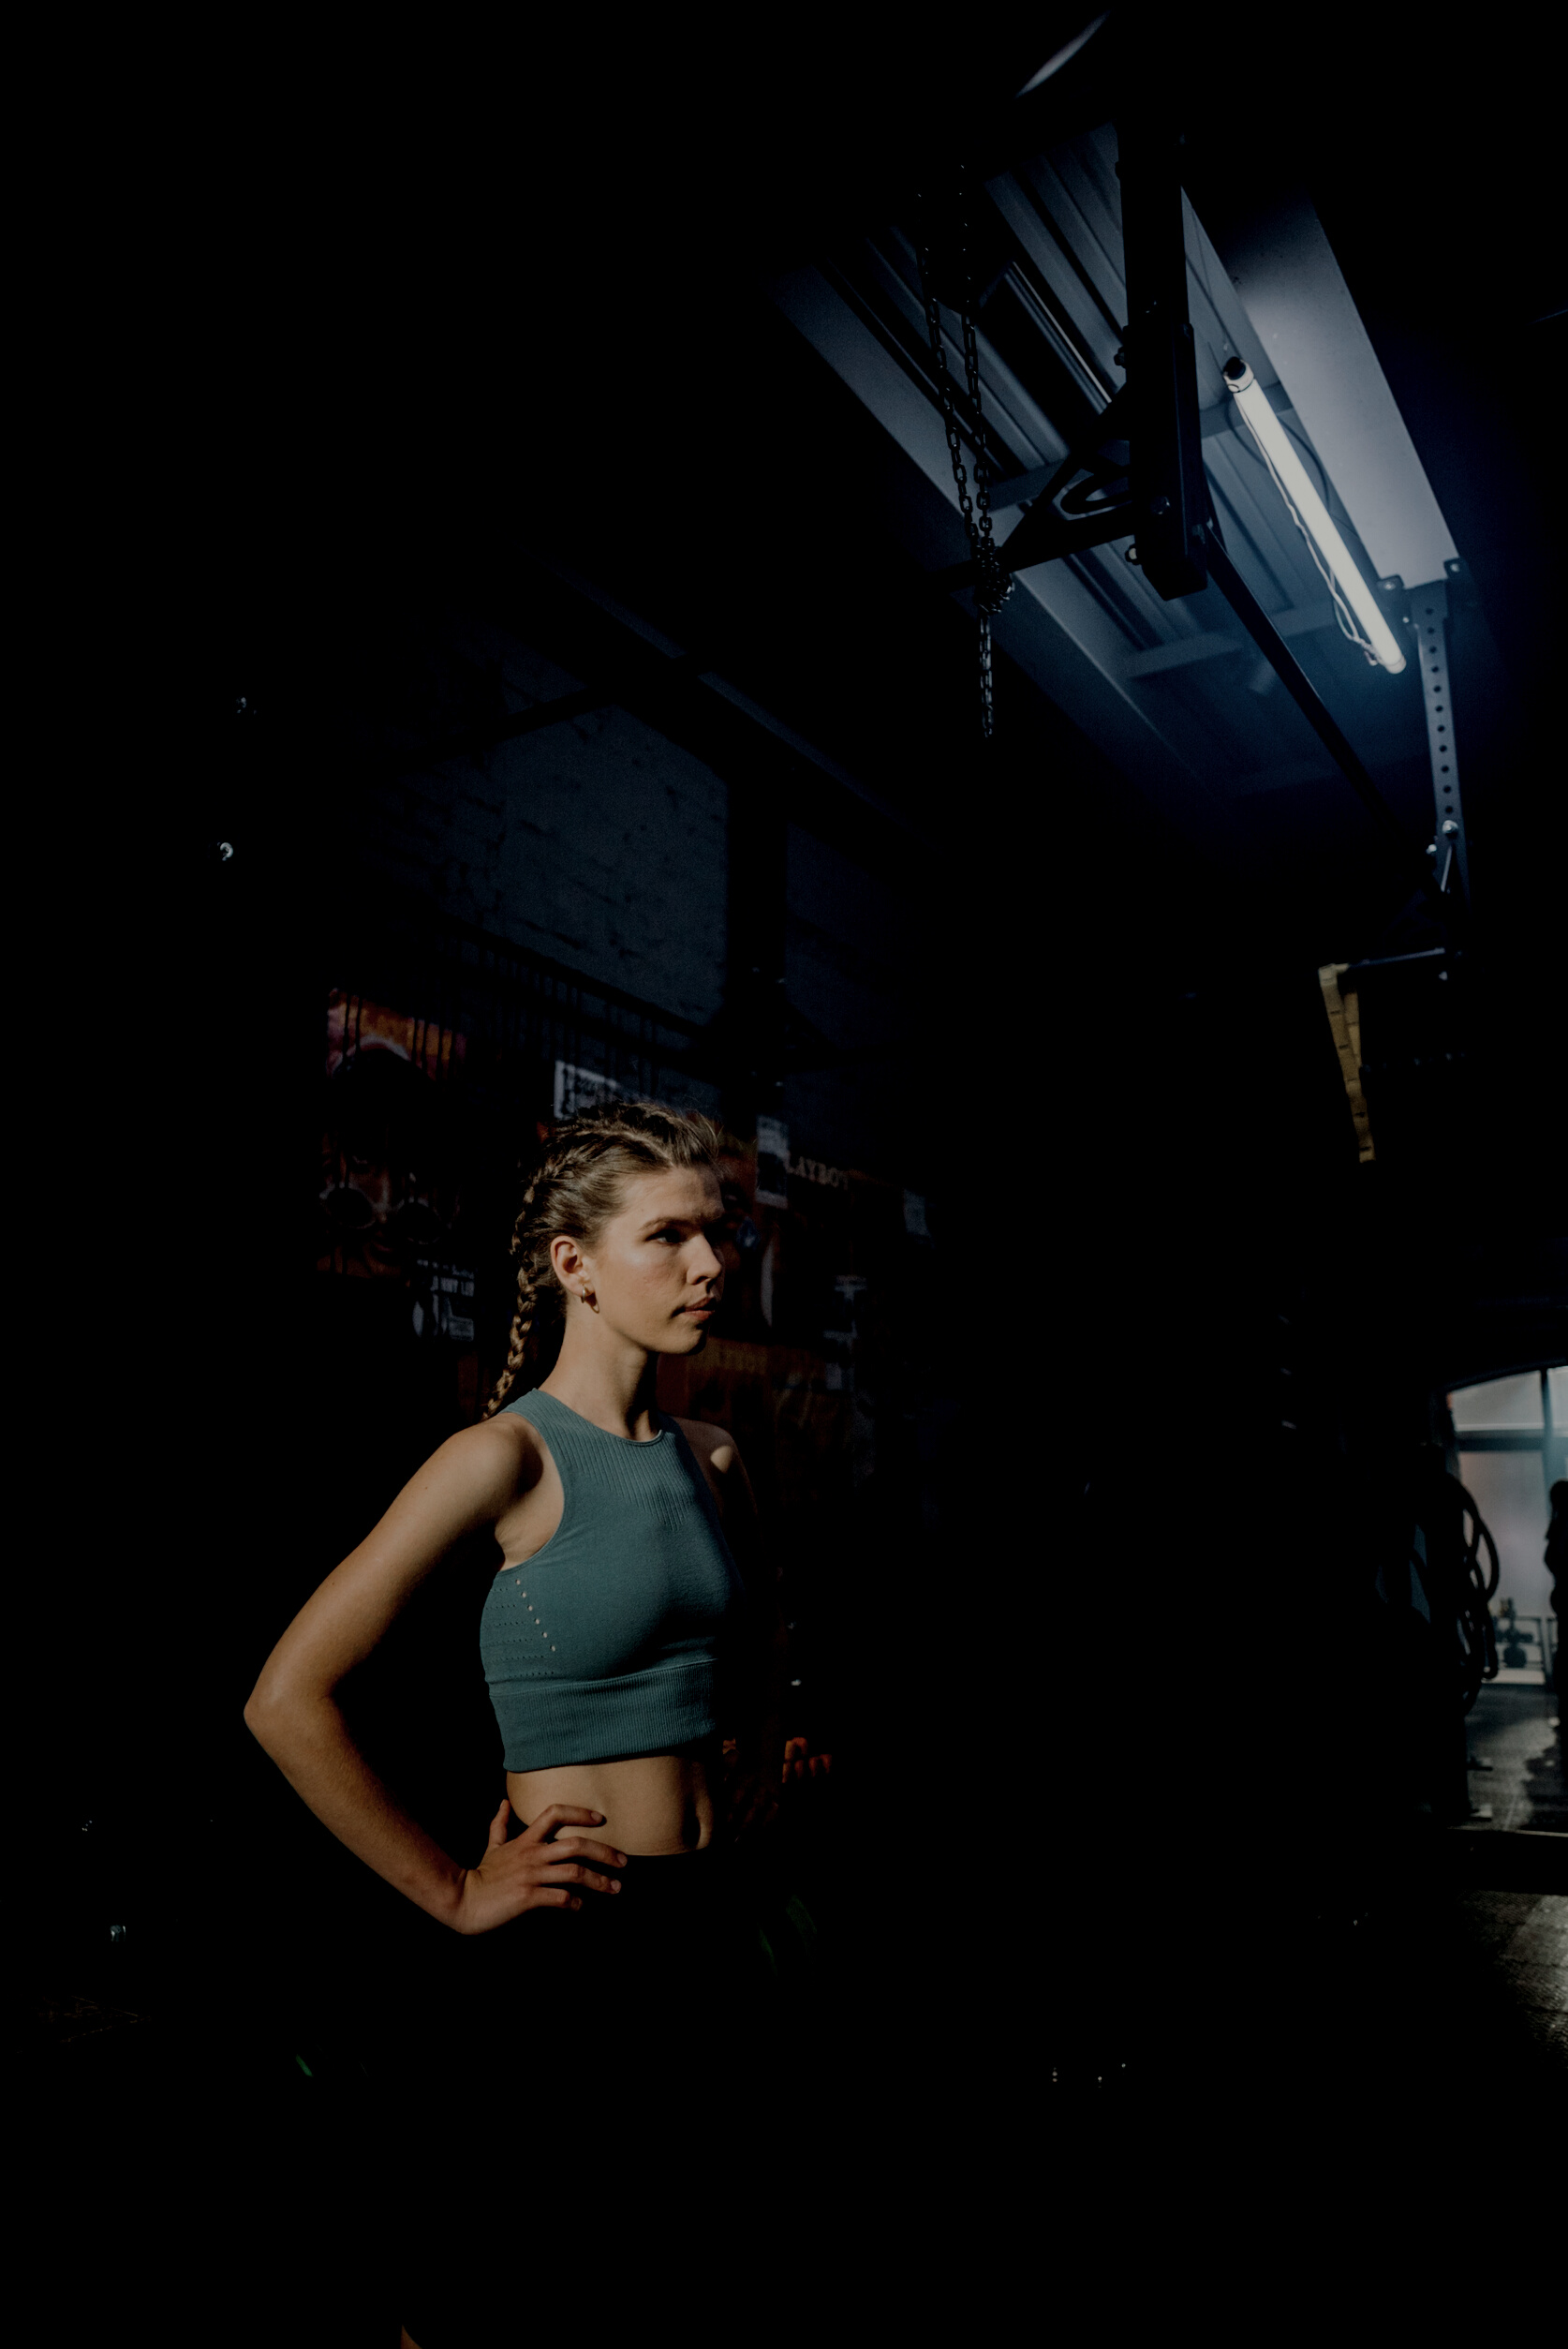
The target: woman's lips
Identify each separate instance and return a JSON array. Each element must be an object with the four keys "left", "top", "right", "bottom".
[{"left": 679, "top": 1301, "right": 717, "bottom": 1316}]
